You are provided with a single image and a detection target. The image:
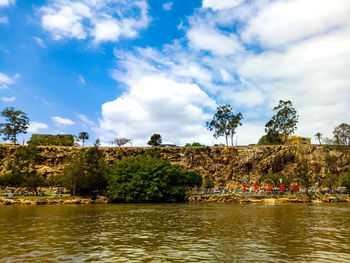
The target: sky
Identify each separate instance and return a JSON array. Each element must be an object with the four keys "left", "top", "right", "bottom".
[{"left": 0, "top": 0, "right": 349, "bottom": 146}]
